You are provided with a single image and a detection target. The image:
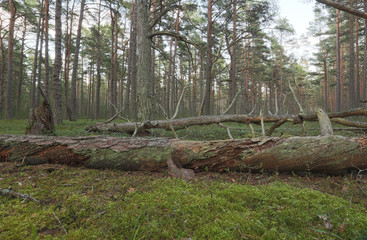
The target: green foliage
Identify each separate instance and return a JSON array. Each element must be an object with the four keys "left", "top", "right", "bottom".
[{"left": 1, "top": 165, "right": 367, "bottom": 239}]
